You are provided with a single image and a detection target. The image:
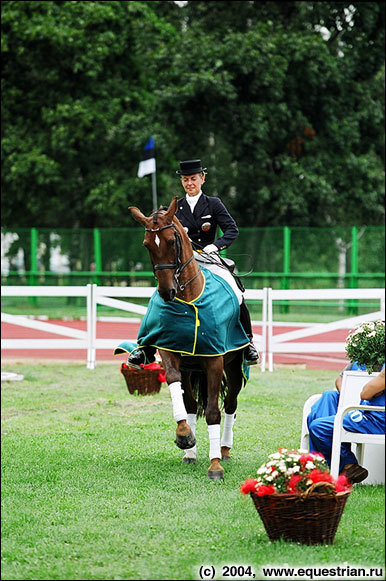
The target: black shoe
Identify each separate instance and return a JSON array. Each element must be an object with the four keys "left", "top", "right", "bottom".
[
  {"left": 127, "top": 349, "right": 155, "bottom": 369},
  {"left": 244, "top": 343, "right": 259, "bottom": 366},
  {"left": 341, "top": 463, "right": 369, "bottom": 484}
]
